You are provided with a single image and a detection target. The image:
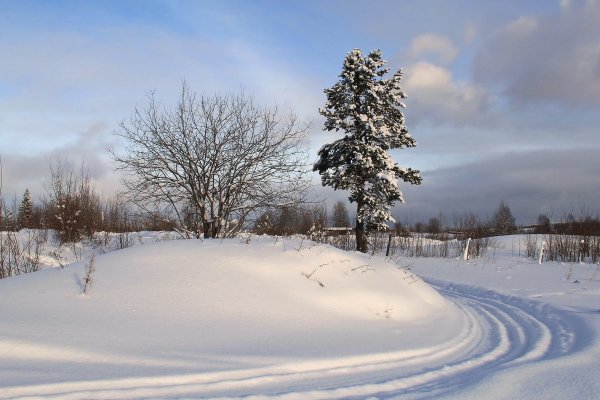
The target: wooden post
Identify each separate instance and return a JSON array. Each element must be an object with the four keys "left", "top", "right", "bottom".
[
  {"left": 538, "top": 240, "right": 546, "bottom": 264},
  {"left": 463, "top": 238, "right": 471, "bottom": 261},
  {"left": 386, "top": 233, "right": 393, "bottom": 257}
]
